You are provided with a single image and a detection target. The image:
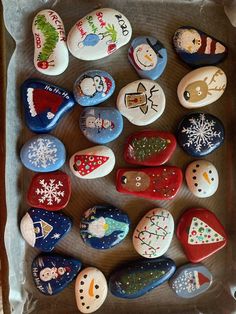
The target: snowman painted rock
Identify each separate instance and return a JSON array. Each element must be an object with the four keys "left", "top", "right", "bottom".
[
  {"left": 69, "top": 146, "right": 115, "bottom": 179},
  {"left": 80, "top": 107, "right": 123, "bottom": 144},
  {"left": 133, "top": 208, "right": 174, "bottom": 258},
  {"left": 67, "top": 8, "right": 132, "bottom": 60},
  {"left": 185, "top": 160, "right": 219, "bottom": 198},
  {"left": 74, "top": 70, "right": 115, "bottom": 106},
  {"left": 75, "top": 267, "right": 107, "bottom": 313},
  {"left": 32, "top": 254, "right": 82, "bottom": 295},
  {"left": 128, "top": 36, "right": 167, "bottom": 79},
  {"left": 22, "top": 79, "right": 75, "bottom": 133},
  {"left": 177, "top": 66, "right": 226, "bottom": 108},
  {"left": 117, "top": 80, "right": 165, "bottom": 126},
  {"left": 32, "top": 10, "right": 69, "bottom": 75}
]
